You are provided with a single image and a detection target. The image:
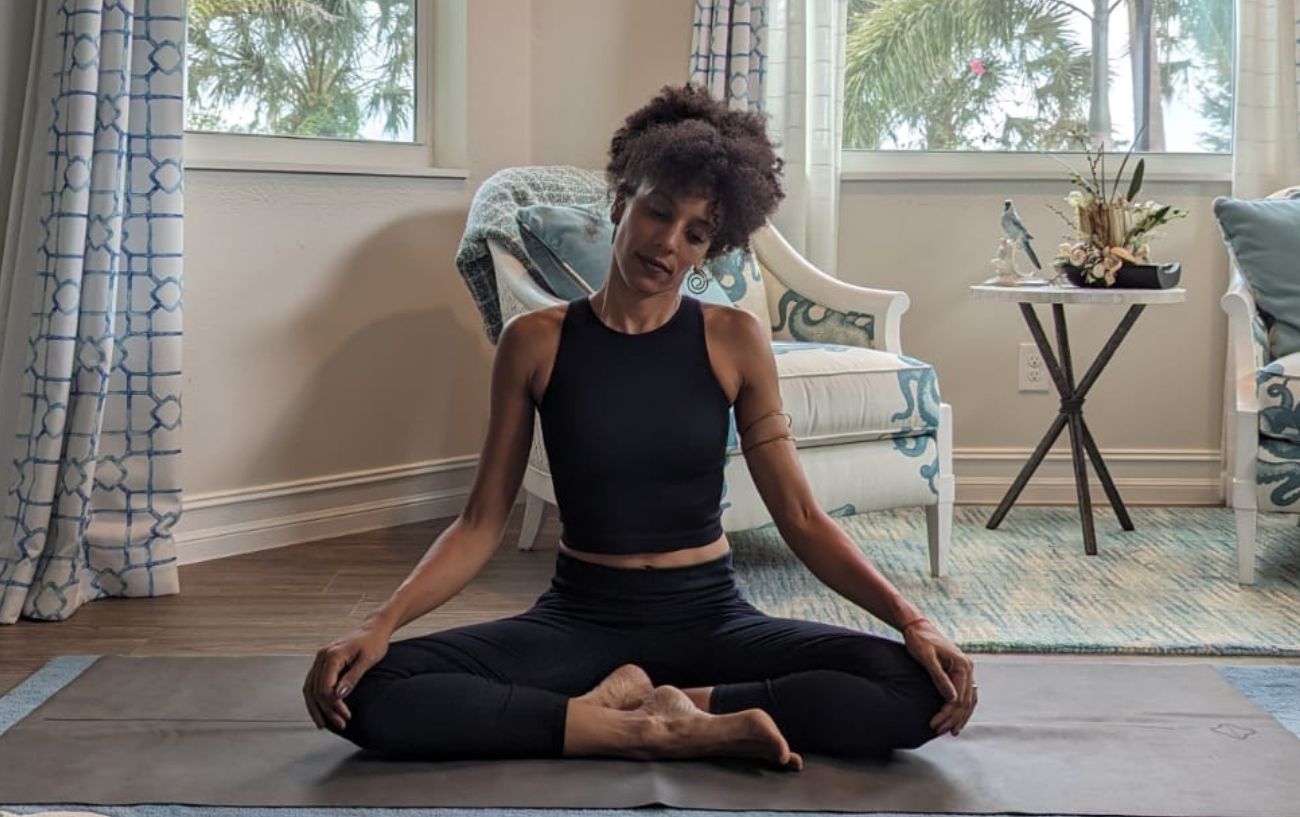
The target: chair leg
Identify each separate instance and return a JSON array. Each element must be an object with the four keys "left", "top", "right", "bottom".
[
  {"left": 518, "top": 491, "right": 546, "bottom": 551},
  {"left": 1233, "top": 505, "right": 1257, "bottom": 585},
  {"left": 924, "top": 402, "right": 955, "bottom": 578},
  {"left": 925, "top": 502, "right": 950, "bottom": 578}
]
